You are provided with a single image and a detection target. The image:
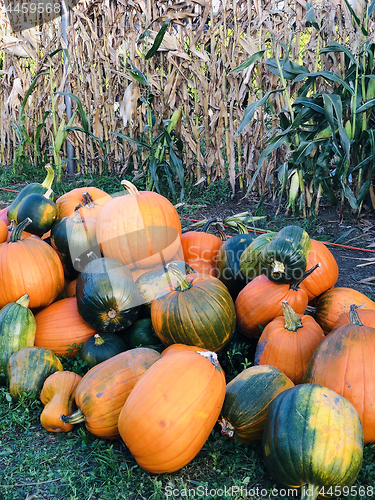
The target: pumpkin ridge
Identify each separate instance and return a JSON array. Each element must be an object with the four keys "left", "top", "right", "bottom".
[{"left": 288, "top": 385, "right": 304, "bottom": 484}]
